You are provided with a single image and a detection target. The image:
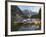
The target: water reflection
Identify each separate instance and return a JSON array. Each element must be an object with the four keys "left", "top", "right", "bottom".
[{"left": 17, "top": 25, "right": 40, "bottom": 31}]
